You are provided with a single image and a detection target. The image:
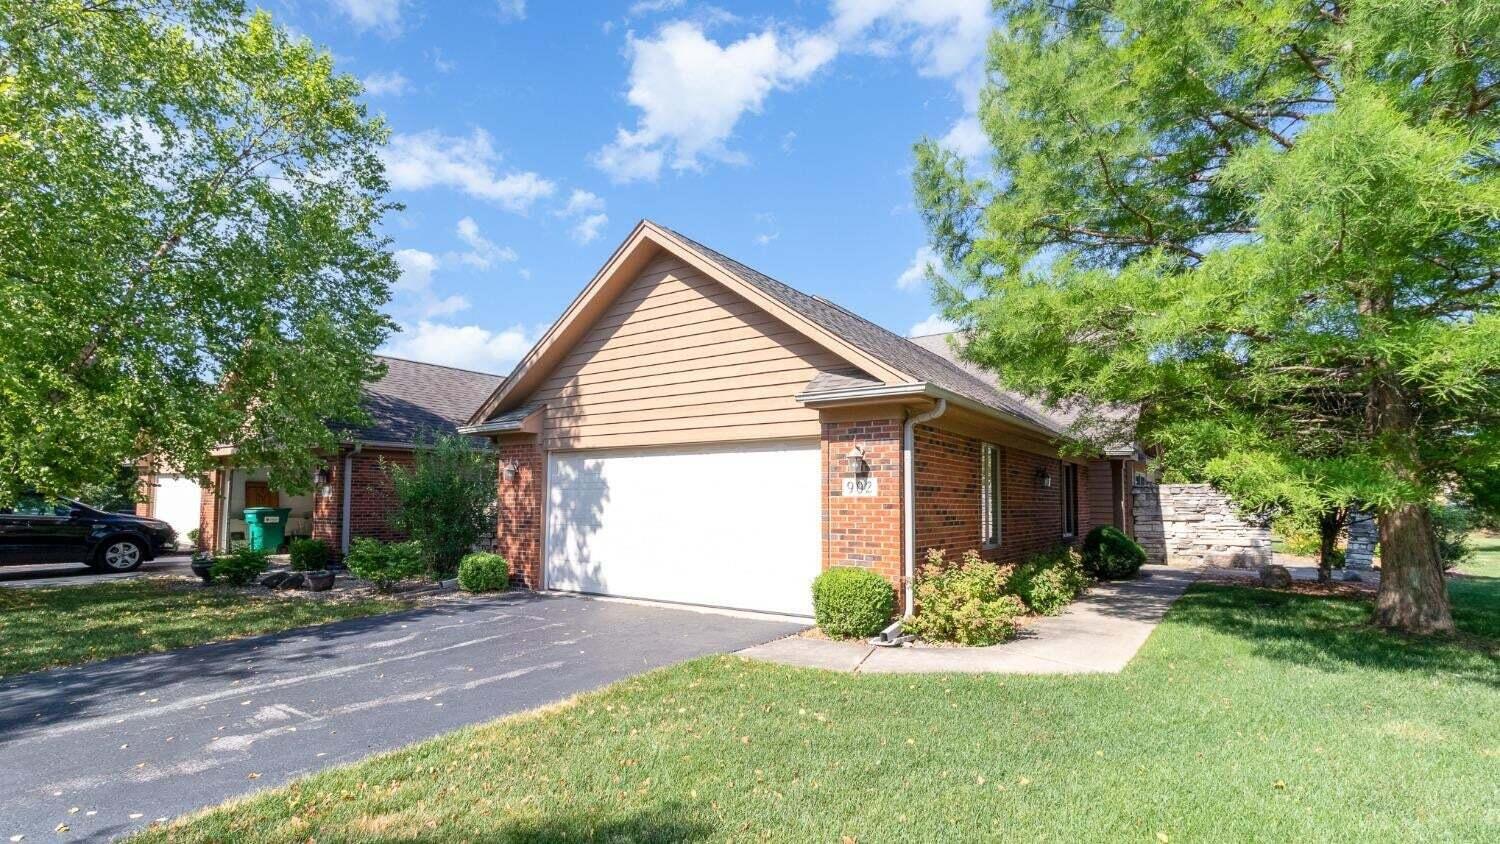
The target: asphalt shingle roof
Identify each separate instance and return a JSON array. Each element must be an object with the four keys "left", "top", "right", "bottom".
[{"left": 338, "top": 356, "right": 505, "bottom": 444}]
